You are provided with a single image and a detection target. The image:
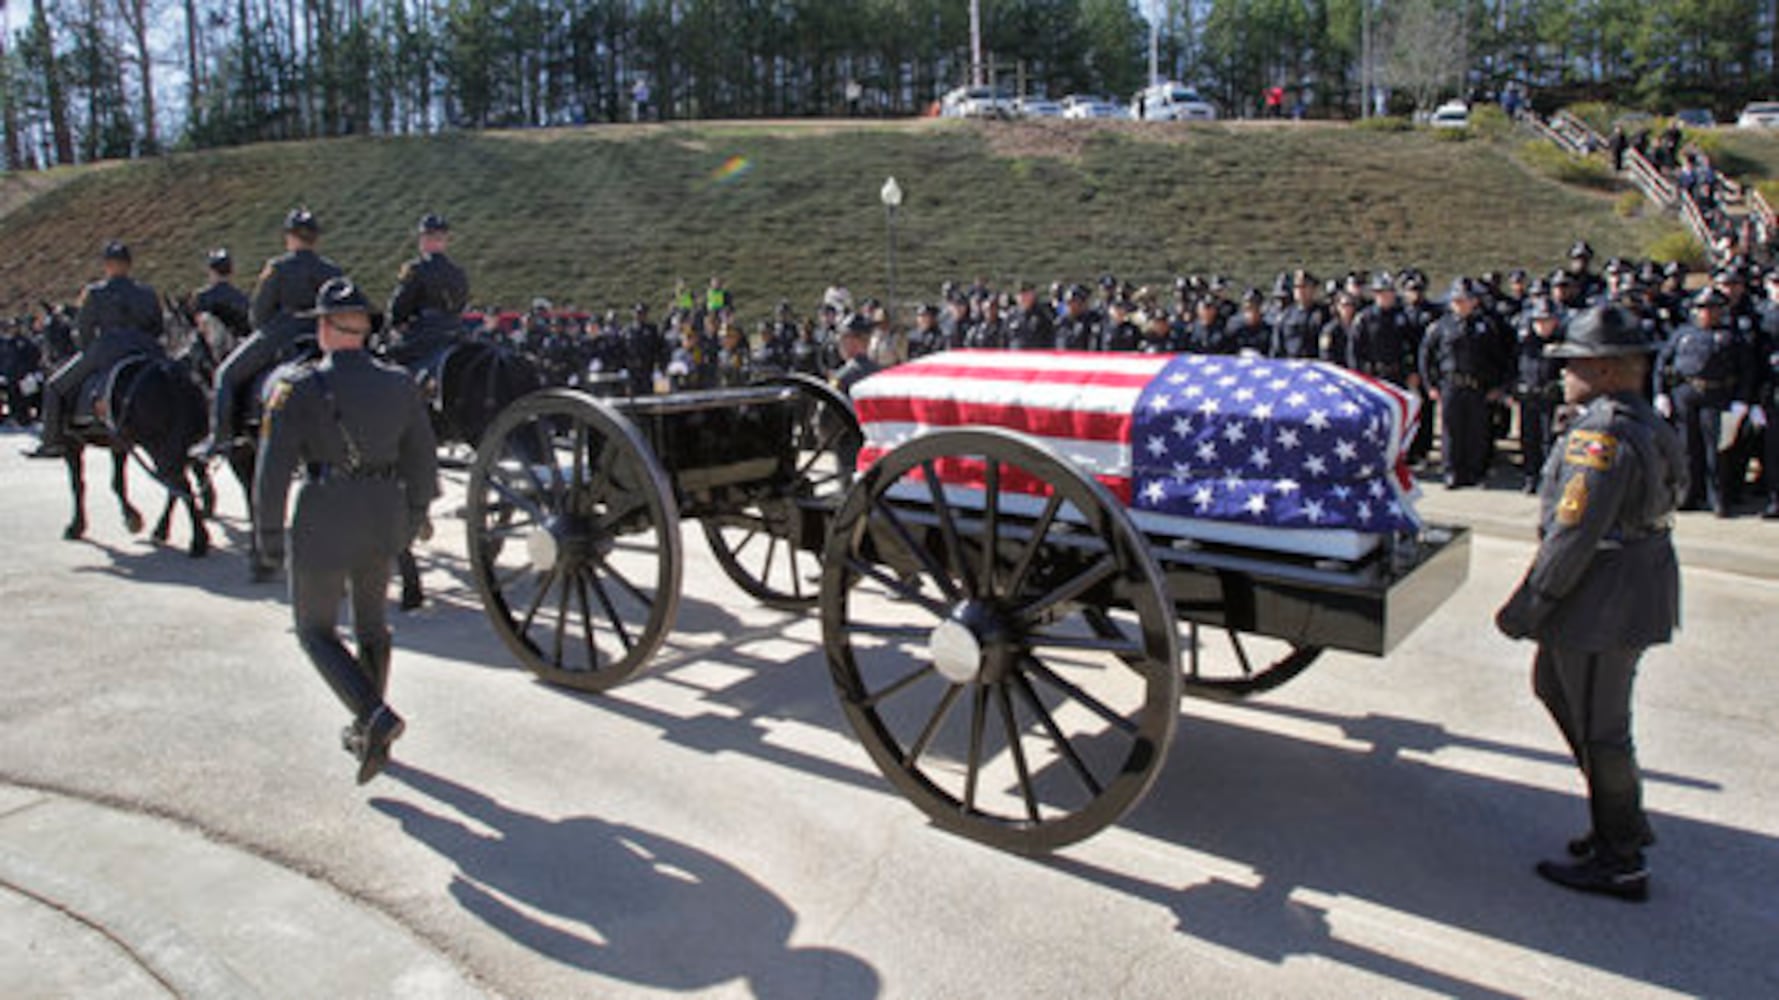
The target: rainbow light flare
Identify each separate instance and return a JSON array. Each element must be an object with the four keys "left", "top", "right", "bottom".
[{"left": 711, "top": 155, "right": 753, "bottom": 184}]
